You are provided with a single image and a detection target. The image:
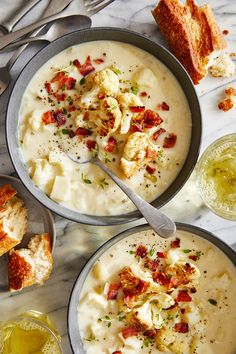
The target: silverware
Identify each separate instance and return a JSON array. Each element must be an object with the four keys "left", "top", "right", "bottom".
[
  {"left": 63, "top": 151, "right": 176, "bottom": 238},
  {"left": 6, "top": 15, "right": 92, "bottom": 50},
  {"left": 0, "top": 0, "right": 41, "bottom": 35},
  {"left": 0, "top": 0, "right": 73, "bottom": 96},
  {"left": 0, "top": 0, "right": 115, "bottom": 52}
]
